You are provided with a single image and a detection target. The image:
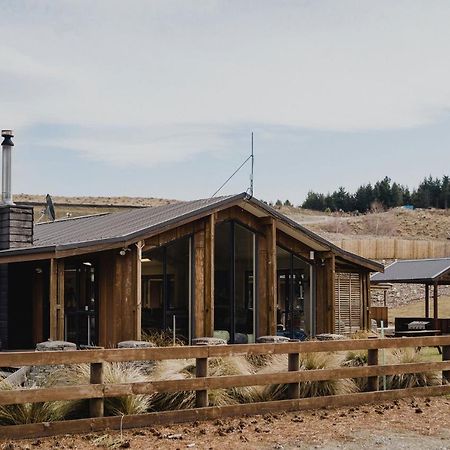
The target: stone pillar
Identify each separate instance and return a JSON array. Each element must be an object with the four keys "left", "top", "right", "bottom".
[
  {"left": 192, "top": 337, "right": 227, "bottom": 346},
  {"left": 257, "top": 335, "right": 290, "bottom": 343},
  {"left": 26, "top": 340, "right": 77, "bottom": 387},
  {"left": 117, "top": 340, "right": 156, "bottom": 375}
]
